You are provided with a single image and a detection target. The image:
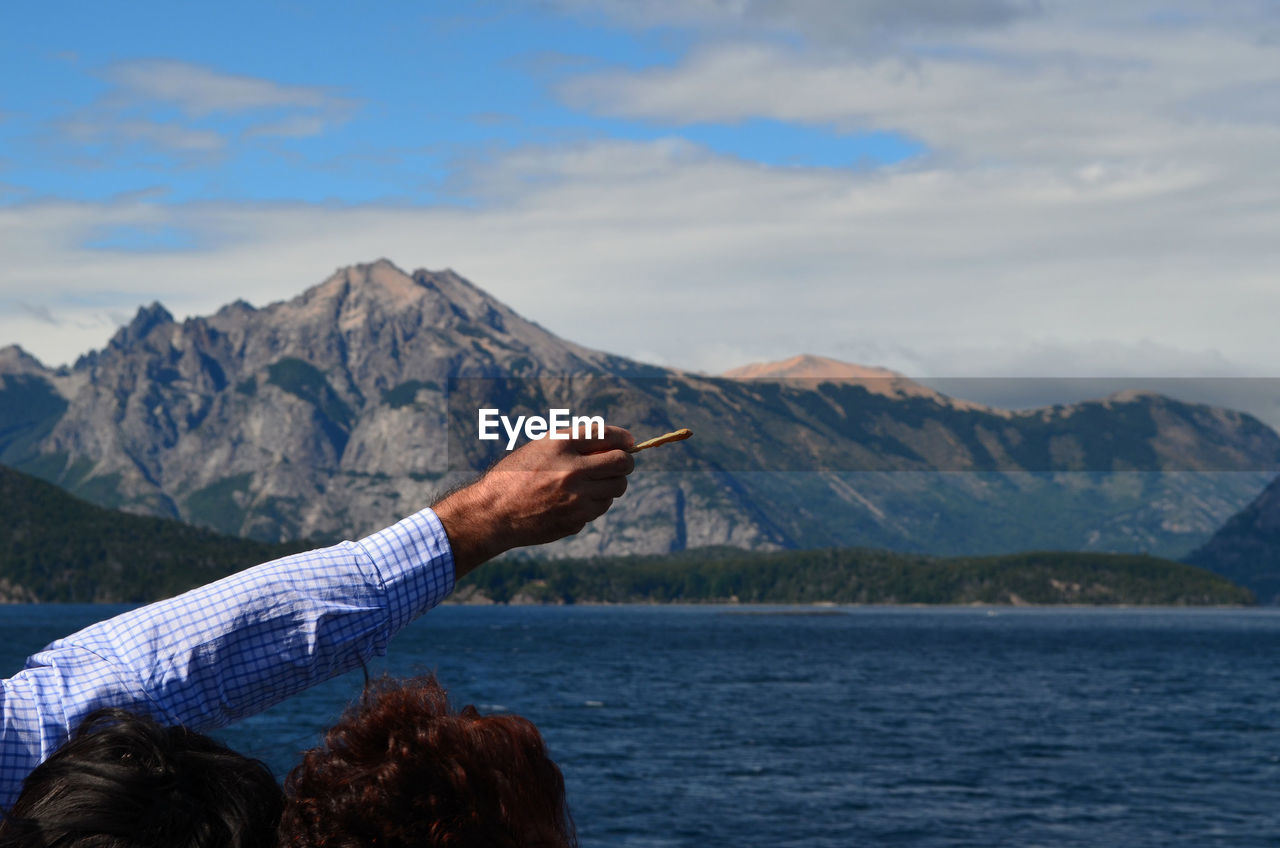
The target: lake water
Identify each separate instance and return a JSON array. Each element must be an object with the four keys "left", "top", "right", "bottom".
[{"left": 3, "top": 604, "right": 1279, "bottom": 847}]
